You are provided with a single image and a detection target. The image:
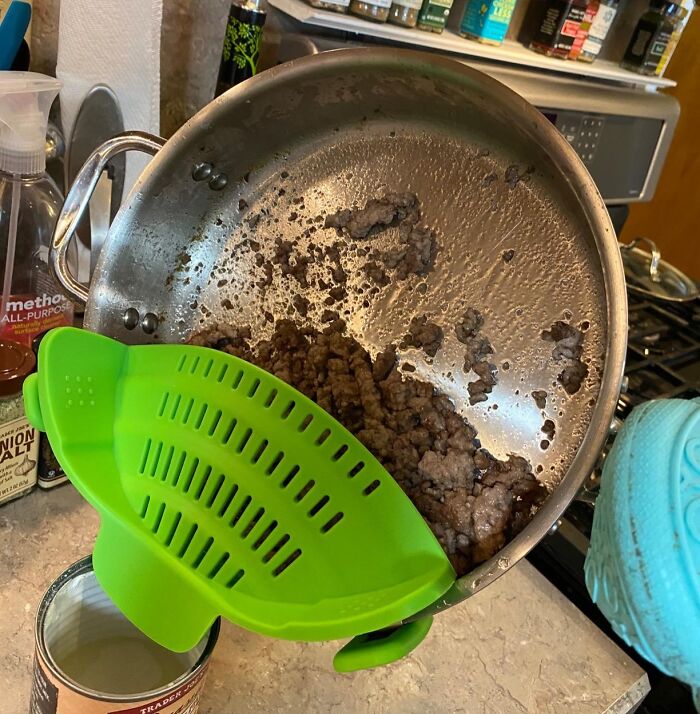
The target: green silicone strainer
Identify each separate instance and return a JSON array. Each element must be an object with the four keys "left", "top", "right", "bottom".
[{"left": 24, "top": 327, "right": 455, "bottom": 657}]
